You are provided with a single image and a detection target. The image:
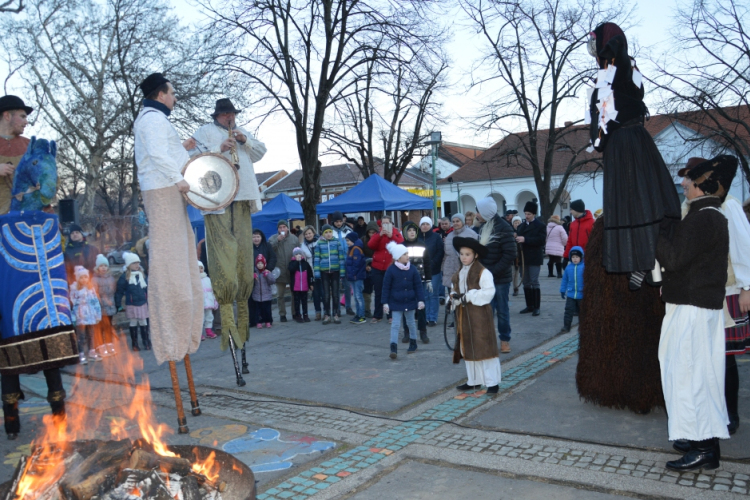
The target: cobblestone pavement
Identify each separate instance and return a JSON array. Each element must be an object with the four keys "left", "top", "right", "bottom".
[{"left": 155, "top": 330, "right": 750, "bottom": 500}]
